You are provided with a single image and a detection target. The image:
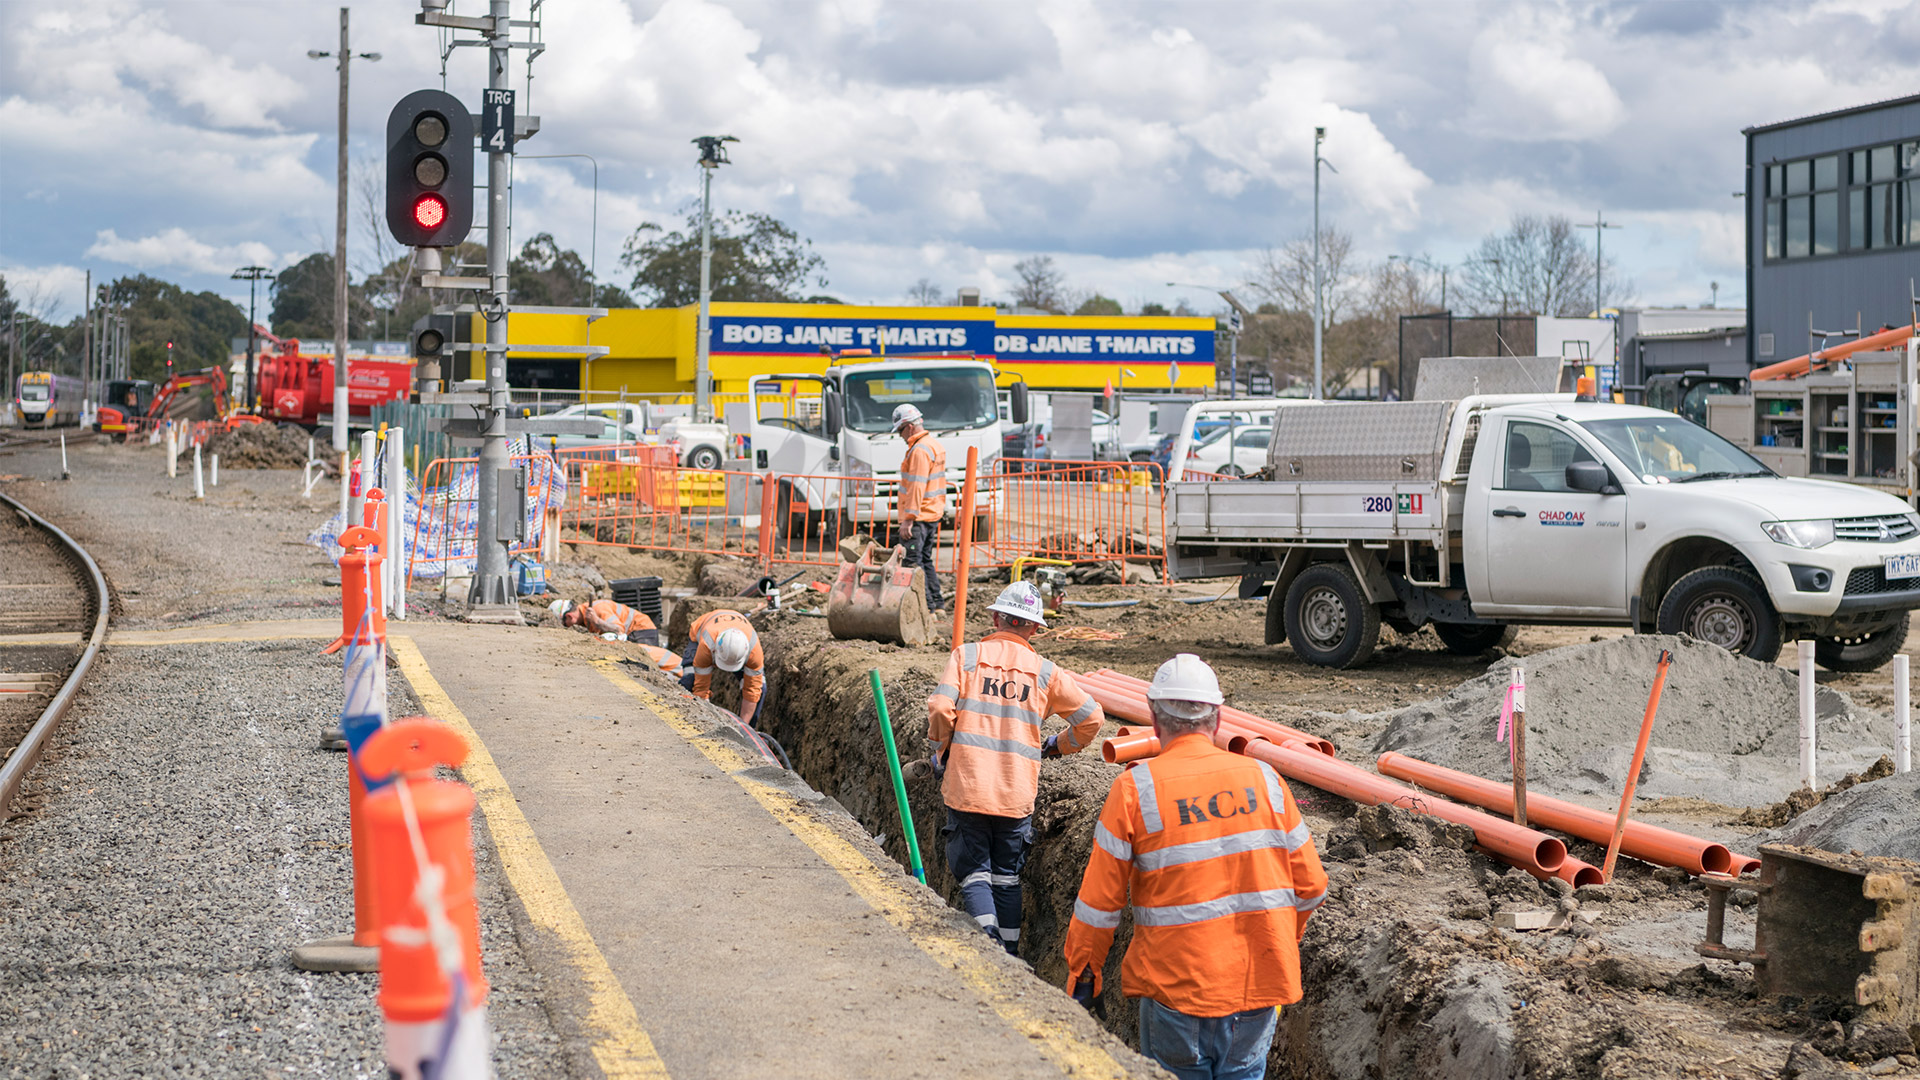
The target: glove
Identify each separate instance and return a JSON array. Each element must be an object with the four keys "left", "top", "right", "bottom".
[
  {"left": 929, "top": 751, "right": 947, "bottom": 778},
  {"left": 1042, "top": 734, "right": 1061, "bottom": 759},
  {"left": 1070, "top": 969, "right": 1106, "bottom": 1020},
  {"left": 600, "top": 632, "right": 620, "bottom": 641}
]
